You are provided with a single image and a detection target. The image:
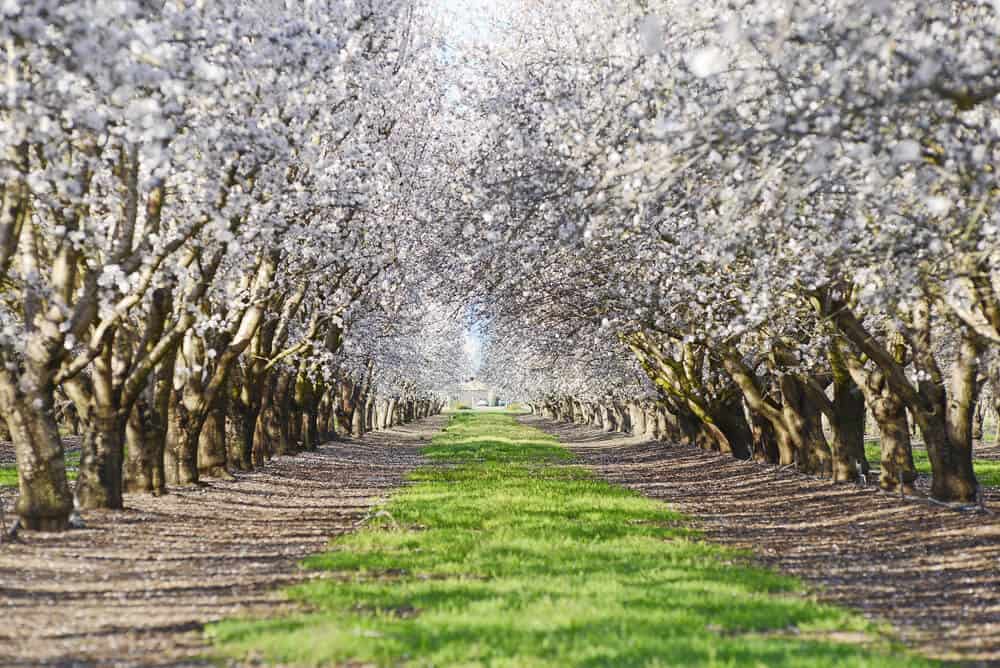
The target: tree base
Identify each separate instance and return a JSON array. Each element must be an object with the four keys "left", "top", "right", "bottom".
[
  {"left": 199, "top": 466, "right": 235, "bottom": 480},
  {"left": 19, "top": 515, "right": 69, "bottom": 532}
]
